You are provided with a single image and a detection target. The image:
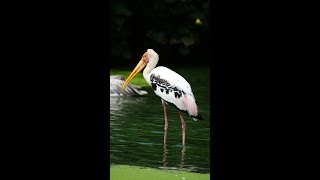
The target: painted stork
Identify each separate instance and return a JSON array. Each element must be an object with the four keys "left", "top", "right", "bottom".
[
  {"left": 110, "top": 75, "right": 148, "bottom": 96},
  {"left": 122, "top": 49, "right": 203, "bottom": 146}
]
